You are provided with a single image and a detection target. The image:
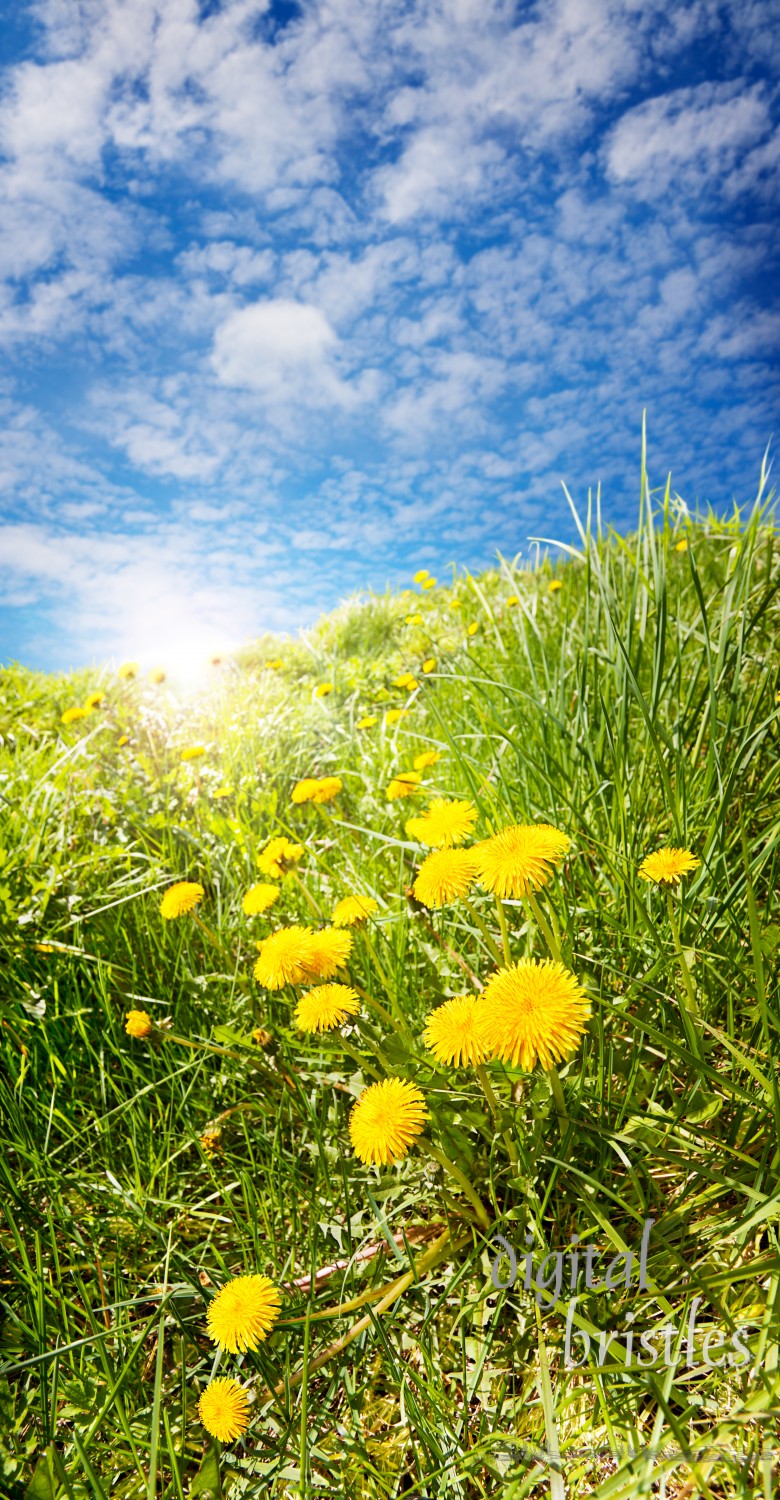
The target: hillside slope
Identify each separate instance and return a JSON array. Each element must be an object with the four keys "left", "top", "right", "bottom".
[{"left": 1, "top": 473, "right": 779, "bottom": 1499}]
